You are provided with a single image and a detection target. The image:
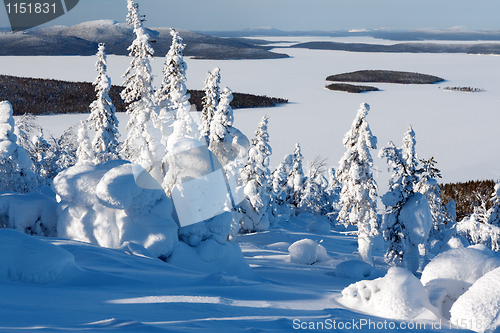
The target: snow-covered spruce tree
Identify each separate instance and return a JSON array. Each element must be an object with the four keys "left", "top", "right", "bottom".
[
  {"left": 336, "top": 103, "right": 379, "bottom": 264},
  {"left": 0, "top": 101, "right": 38, "bottom": 193},
  {"left": 415, "top": 157, "right": 451, "bottom": 242},
  {"left": 199, "top": 67, "right": 221, "bottom": 142},
  {"left": 299, "top": 157, "right": 328, "bottom": 215},
  {"left": 324, "top": 166, "right": 341, "bottom": 223},
  {"left": 76, "top": 121, "right": 95, "bottom": 166},
  {"left": 120, "top": 0, "right": 164, "bottom": 183},
  {"left": 88, "top": 43, "right": 120, "bottom": 164},
  {"left": 209, "top": 87, "right": 234, "bottom": 159},
  {"left": 379, "top": 126, "right": 431, "bottom": 274},
  {"left": 52, "top": 125, "right": 78, "bottom": 174},
  {"left": 287, "top": 143, "right": 305, "bottom": 214},
  {"left": 487, "top": 182, "right": 500, "bottom": 226},
  {"left": 270, "top": 161, "right": 290, "bottom": 221},
  {"left": 239, "top": 115, "right": 272, "bottom": 232}
]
